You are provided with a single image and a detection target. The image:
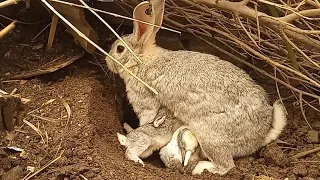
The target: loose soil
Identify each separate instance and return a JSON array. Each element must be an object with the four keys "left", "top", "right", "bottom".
[{"left": 1, "top": 16, "right": 320, "bottom": 180}]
